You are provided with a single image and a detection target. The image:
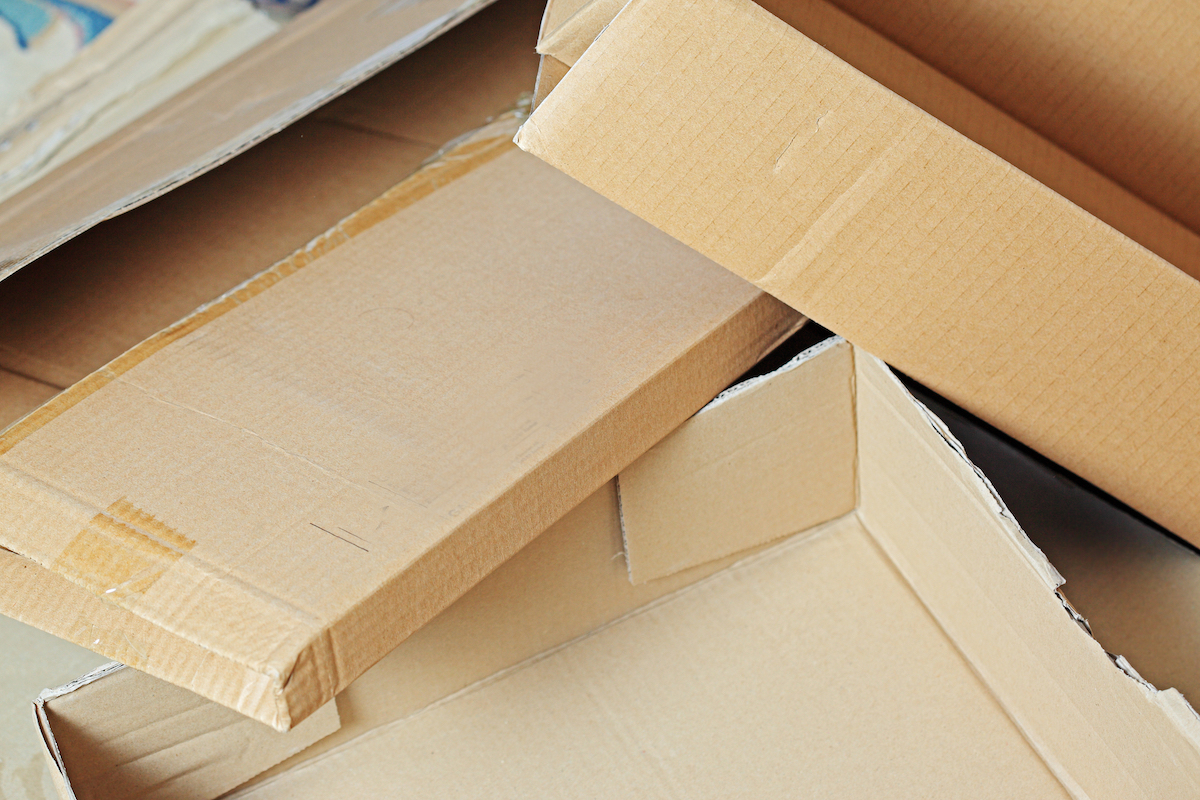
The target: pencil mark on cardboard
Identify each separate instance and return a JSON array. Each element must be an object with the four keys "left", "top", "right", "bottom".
[{"left": 310, "top": 523, "right": 369, "bottom": 552}]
